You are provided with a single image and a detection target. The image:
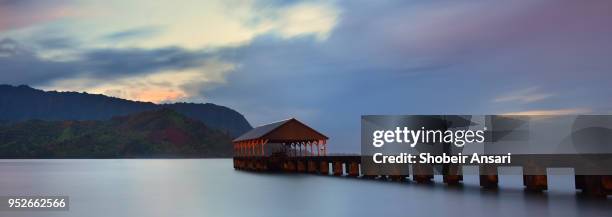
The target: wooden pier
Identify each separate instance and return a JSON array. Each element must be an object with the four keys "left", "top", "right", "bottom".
[
  {"left": 233, "top": 155, "right": 612, "bottom": 197},
  {"left": 232, "top": 118, "right": 611, "bottom": 197}
]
